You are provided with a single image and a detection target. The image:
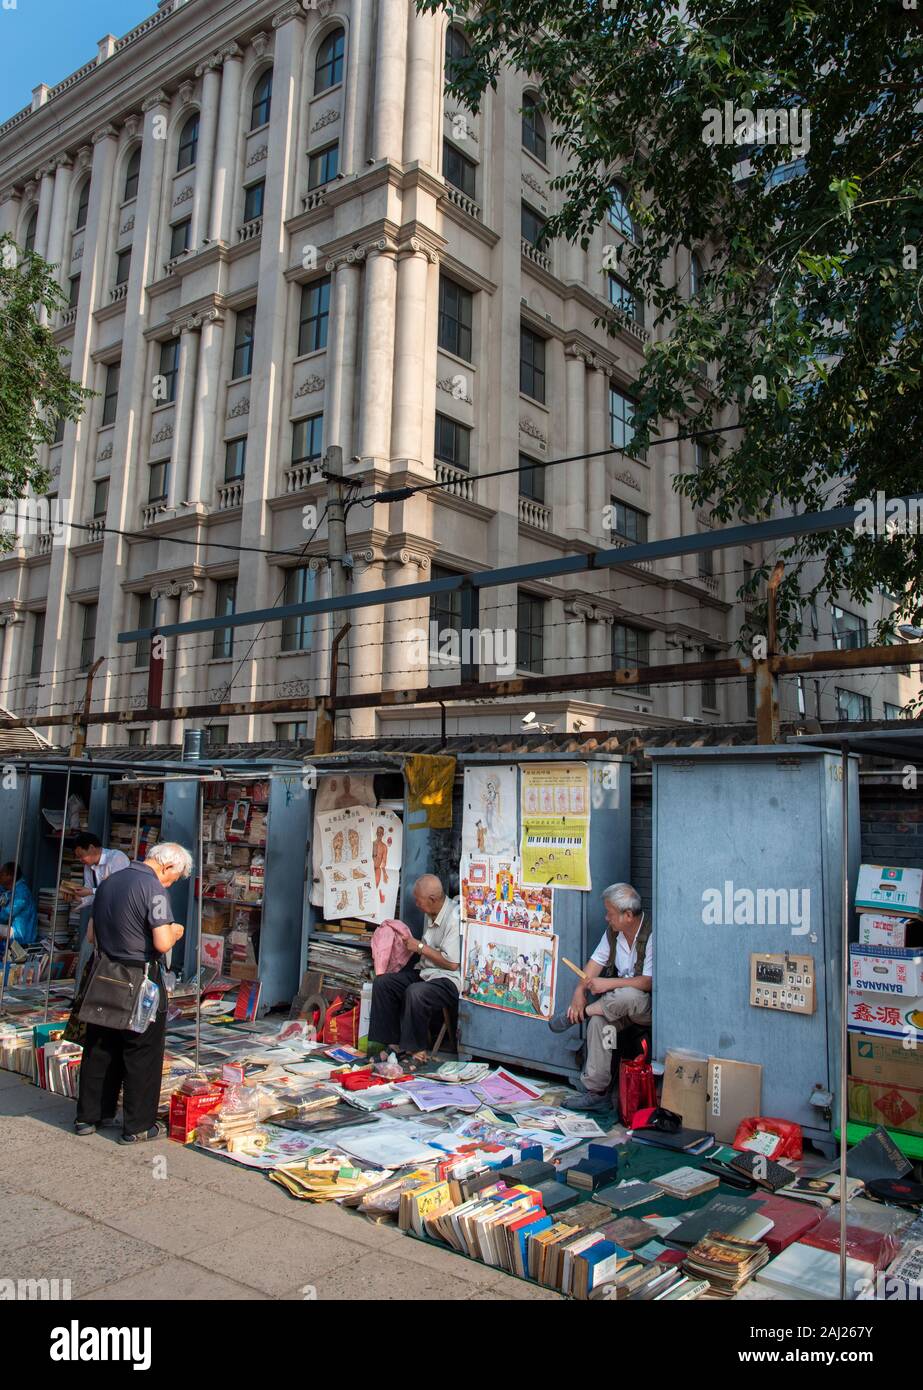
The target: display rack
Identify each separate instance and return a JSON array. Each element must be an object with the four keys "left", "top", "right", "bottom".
[
  {"left": 199, "top": 779, "right": 270, "bottom": 982},
  {"left": 107, "top": 779, "right": 164, "bottom": 858}
]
